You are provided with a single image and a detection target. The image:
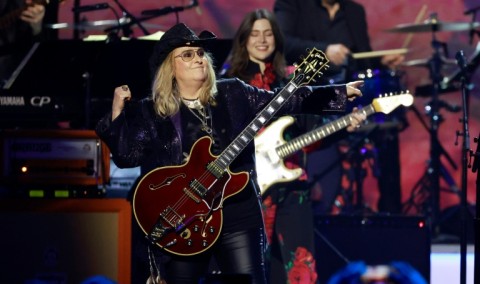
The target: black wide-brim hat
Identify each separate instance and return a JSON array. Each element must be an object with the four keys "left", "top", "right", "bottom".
[{"left": 150, "top": 23, "right": 217, "bottom": 74}]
